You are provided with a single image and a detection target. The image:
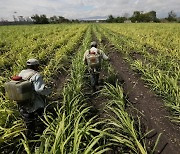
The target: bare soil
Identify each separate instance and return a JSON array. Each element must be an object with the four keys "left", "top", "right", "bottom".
[
  {"left": 48, "top": 30, "right": 180, "bottom": 153},
  {"left": 50, "top": 69, "right": 69, "bottom": 101},
  {"left": 106, "top": 42, "right": 180, "bottom": 154}
]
